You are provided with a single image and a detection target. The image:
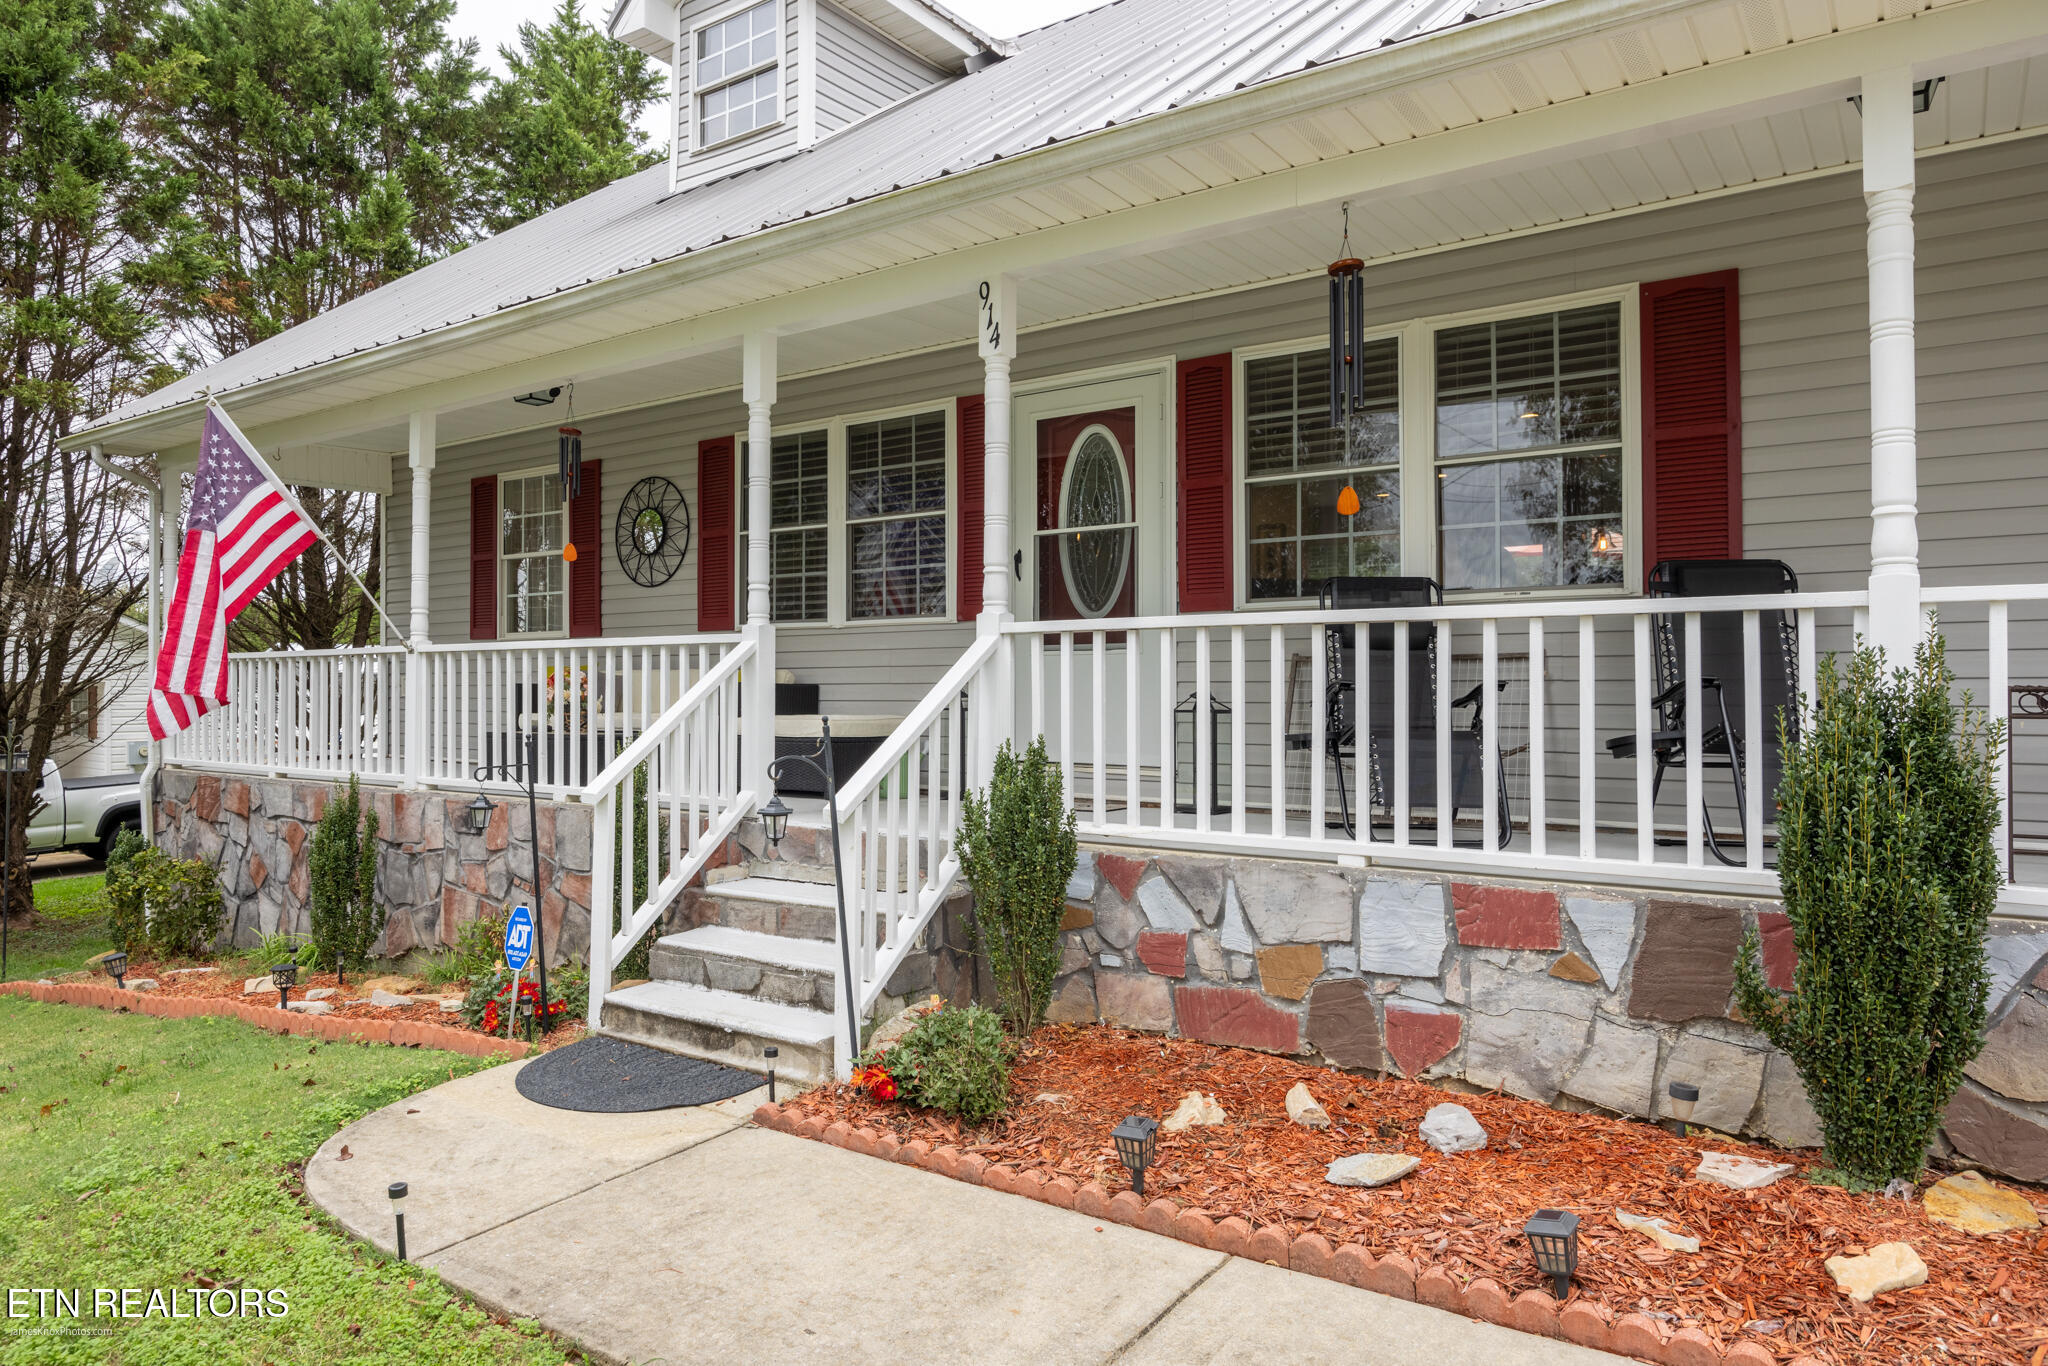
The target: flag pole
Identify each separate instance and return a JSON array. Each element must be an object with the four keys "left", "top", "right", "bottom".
[{"left": 203, "top": 398, "right": 412, "bottom": 650}]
